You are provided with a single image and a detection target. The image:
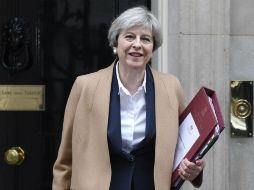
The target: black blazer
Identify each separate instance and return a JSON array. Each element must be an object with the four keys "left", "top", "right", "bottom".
[{"left": 108, "top": 64, "right": 156, "bottom": 190}]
